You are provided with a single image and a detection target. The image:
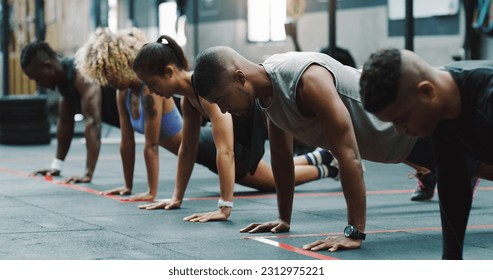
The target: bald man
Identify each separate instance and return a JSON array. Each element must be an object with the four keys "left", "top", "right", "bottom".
[{"left": 360, "top": 48, "right": 493, "bottom": 259}]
